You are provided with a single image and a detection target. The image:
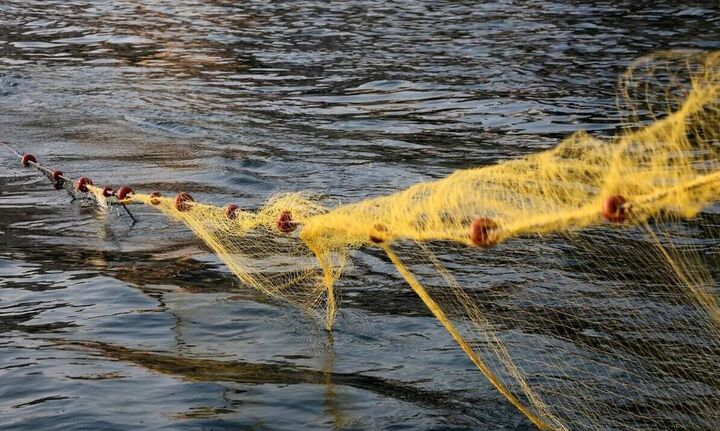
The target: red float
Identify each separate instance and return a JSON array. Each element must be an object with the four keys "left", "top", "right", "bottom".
[
  {"left": 116, "top": 186, "right": 134, "bottom": 201},
  {"left": 51, "top": 170, "right": 64, "bottom": 190},
  {"left": 602, "top": 195, "right": 627, "bottom": 223},
  {"left": 175, "top": 192, "right": 194, "bottom": 212},
  {"left": 102, "top": 186, "right": 114, "bottom": 198},
  {"left": 277, "top": 210, "right": 297, "bottom": 233},
  {"left": 75, "top": 177, "right": 93, "bottom": 193},
  {"left": 225, "top": 204, "right": 240, "bottom": 220},
  {"left": 149, "top": 192, "right": 162, "bottom": 205},
  {"left": 21, "top": 154, "right": 36, "bottom": 167},
  {"left": 470, "top": 217, "right": 497, "bottom": 247}
]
